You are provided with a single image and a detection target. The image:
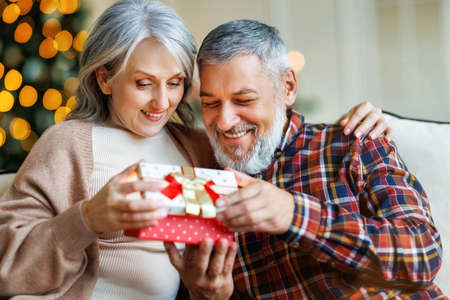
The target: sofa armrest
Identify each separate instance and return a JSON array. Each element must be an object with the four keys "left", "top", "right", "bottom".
[
  {"left": 383, "top": 111, "right": 450, "bottom": 294},
  {"left": 0, "top": 173, "right": 15, "bottom": 198}
]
